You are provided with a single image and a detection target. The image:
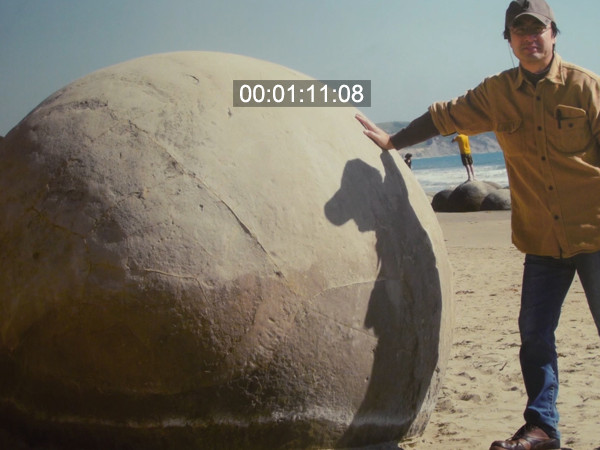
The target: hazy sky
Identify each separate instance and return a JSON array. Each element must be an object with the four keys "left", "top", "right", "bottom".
[{"left": 2, "top": 0, "right": 600, "bottom": 136}]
